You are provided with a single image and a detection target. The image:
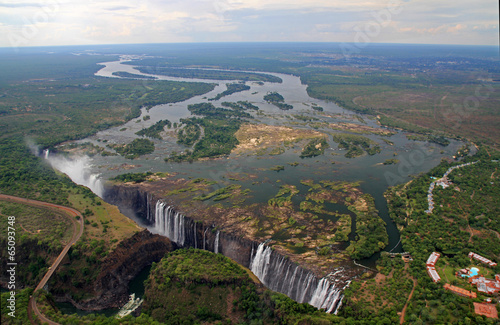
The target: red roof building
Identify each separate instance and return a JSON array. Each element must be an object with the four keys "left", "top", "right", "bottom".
[
  {"left": 470, "top": 276, "right": 500, "bottom": 294},
  {"left": 426, "top": 252, "right": 441, "bottom": 267},
  {"left": 444, "top": 283, "right": 477, "bottom": 298},
  {"left": 427, "top": 266, "right": 441, "bottom": 283},
  {"left": 468, "top": 252, "right": 497, "bottom": 267}
]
